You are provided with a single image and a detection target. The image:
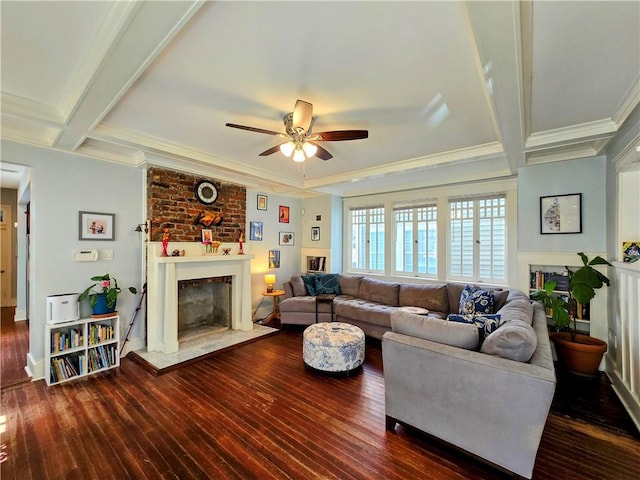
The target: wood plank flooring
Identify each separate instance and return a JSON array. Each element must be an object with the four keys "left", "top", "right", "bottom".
[
  {"left": 1, "top": 307, "right": 29, "bottom": 388},
  {"left": 1, "top": 323, "right": 638, "bottom": 479}
]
